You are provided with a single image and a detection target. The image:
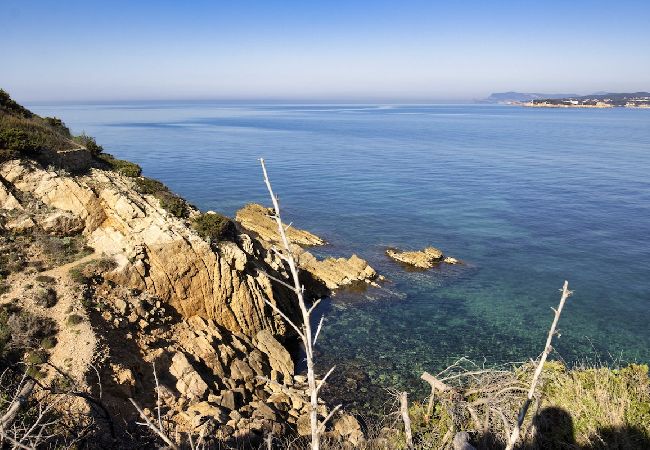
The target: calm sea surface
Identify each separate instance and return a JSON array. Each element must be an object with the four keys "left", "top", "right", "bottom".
[{"left": 29, "top": 102, "right": 650, "bottom": 406}]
